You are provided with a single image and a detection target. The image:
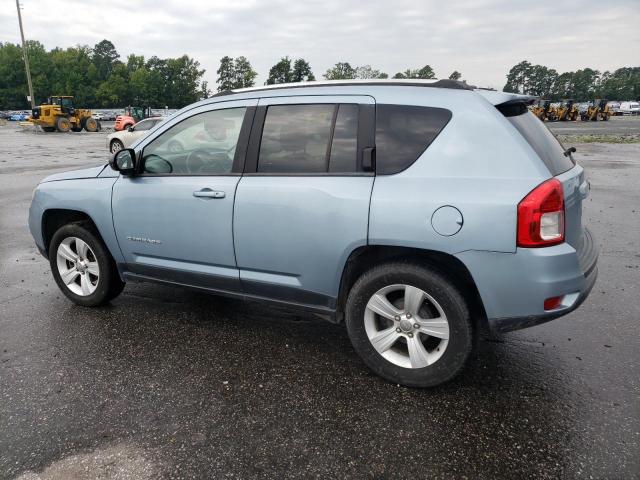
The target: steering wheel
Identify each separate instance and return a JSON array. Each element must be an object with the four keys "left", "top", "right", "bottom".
[{"left": 186, "top": 148, "right": 232, "bottom": 174}]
